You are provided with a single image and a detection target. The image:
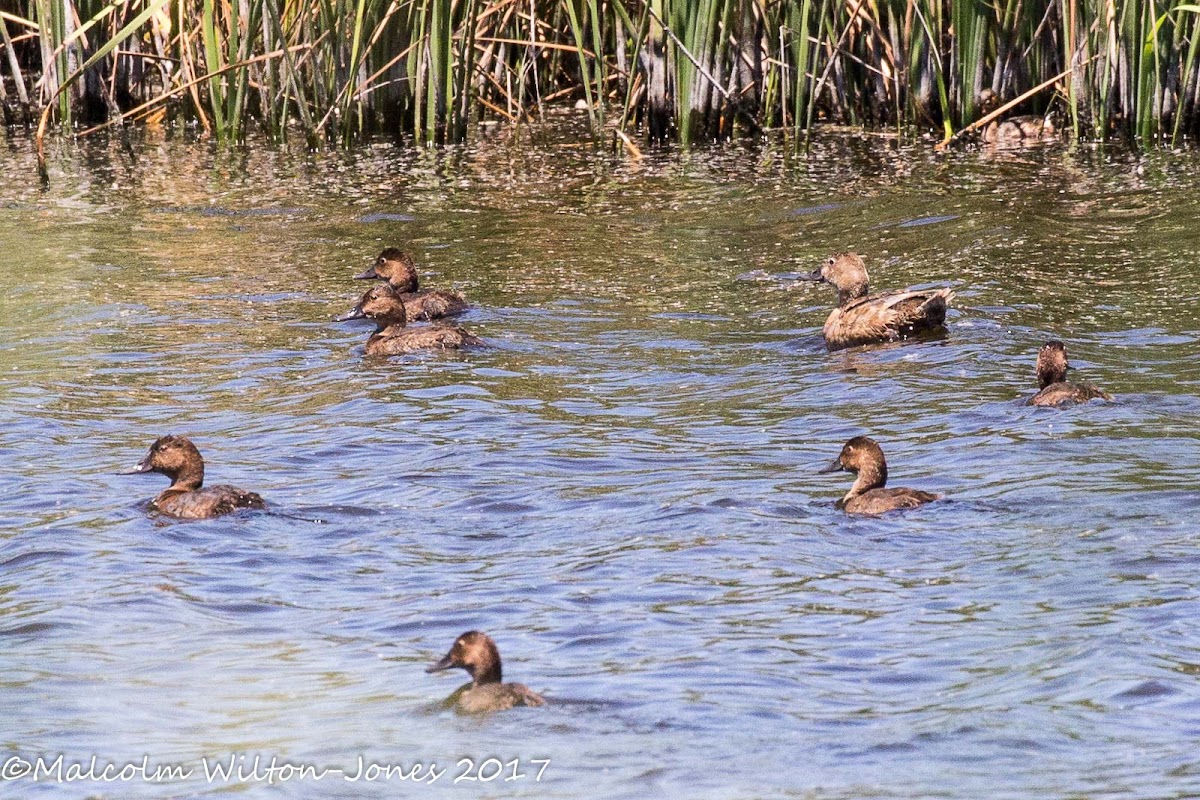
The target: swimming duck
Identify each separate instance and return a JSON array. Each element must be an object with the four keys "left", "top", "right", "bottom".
[
  {"left": 1028, "top": 340, "right": 1111, "bottom": 407},
  {"left": 820, "top": 436, "right": 941, "bottom": 514},
  {"left": 801, "top": 253, "right": 955, "bottom": 350},
  {"left": 355, "top": 248, "right": 469, "bottom": 321},
  {"left": 978, "top": 89, "right": 1057, "bottom": 144},
  {"left": 125, "top": 435, "right": 265, "bottom": 519},
  {"left": 426, "top": 631, "right": 546, "bottom": 713},
  {"left": 338, "top": 284, "right": 484, "bottom": 355}
]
